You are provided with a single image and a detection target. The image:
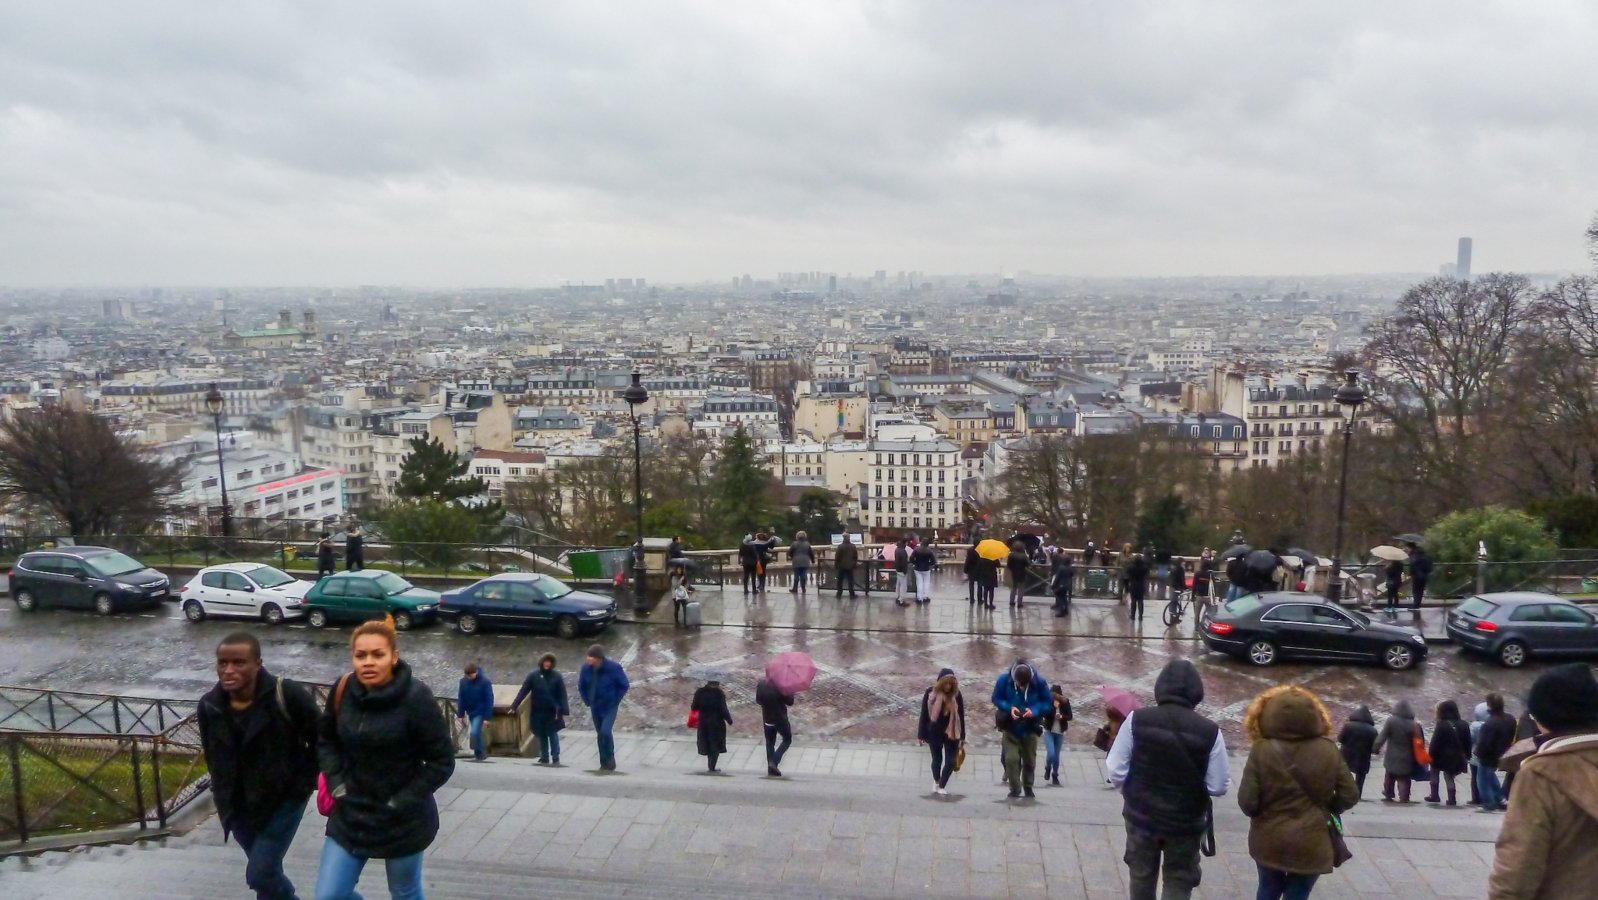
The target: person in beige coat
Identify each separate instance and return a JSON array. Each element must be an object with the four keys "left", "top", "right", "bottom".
[
  {"left": 1489, "top": 663, "right": 1598, "bottom": 900},
  {"left": 1238, "top": 685, "right": 1361, "bottom": 899}
]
